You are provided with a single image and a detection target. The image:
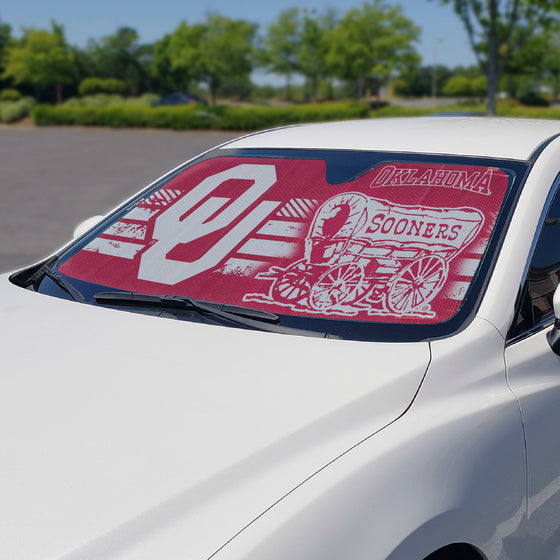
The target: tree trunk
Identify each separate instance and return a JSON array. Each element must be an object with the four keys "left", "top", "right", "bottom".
[
  {"left": 209, "top": 76, "right": 219, "bottom": 105},
  {"left": 312, "top": 76, "right": 319, "bottom": 103},
  {"left": 356, "top": 75, "right": 365, "bottom": 100},
  {"left": 486, "top": 0, "right": 499, "bottom": 115}
]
